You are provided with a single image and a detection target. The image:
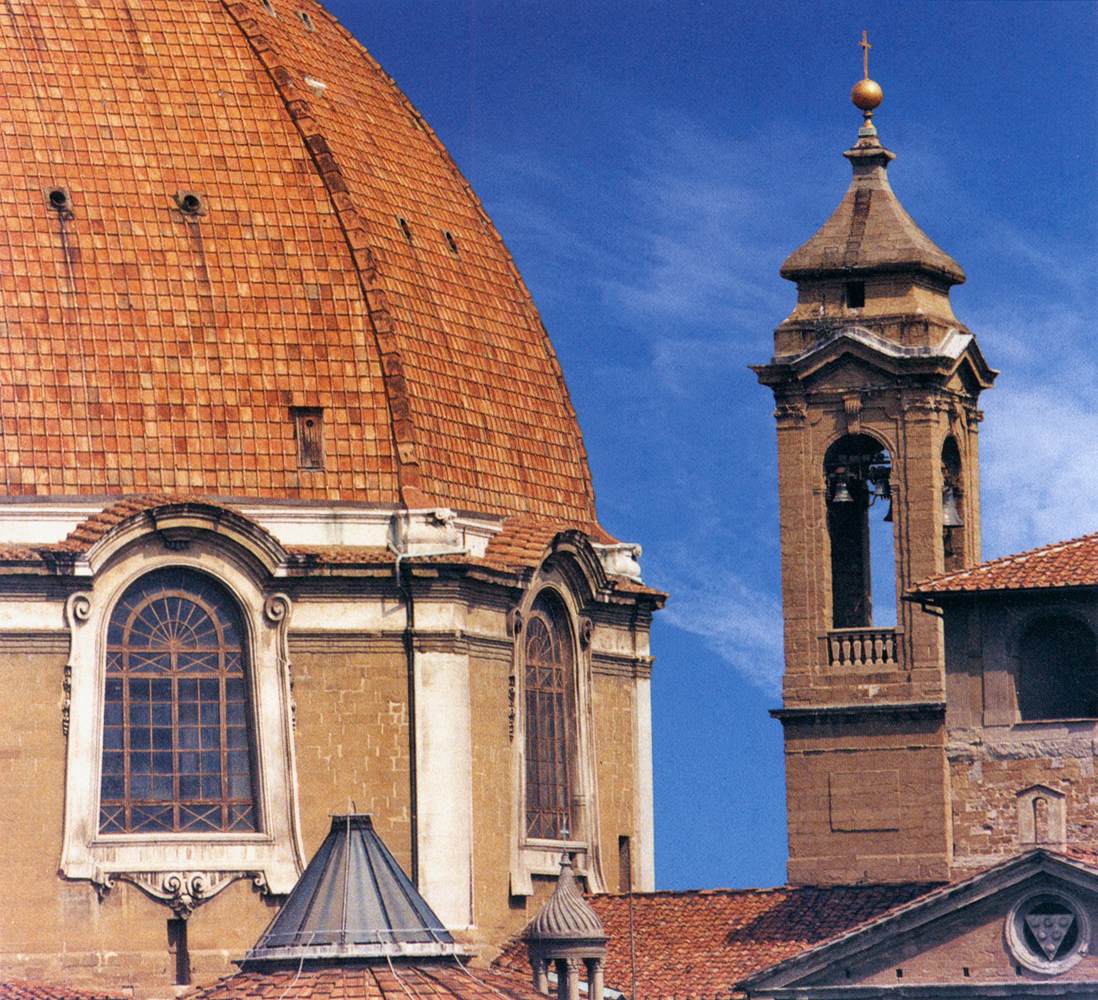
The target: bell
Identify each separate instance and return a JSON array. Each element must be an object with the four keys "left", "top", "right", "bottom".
[
  {"left": 942, "top": 486, "right": 964, "bottom": 528},
  {"left": 883, "top": 498, "right": 893, "bottom": 523},
  {"left": 831, "top": 477, "right": 853, "bottom": 504}
]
